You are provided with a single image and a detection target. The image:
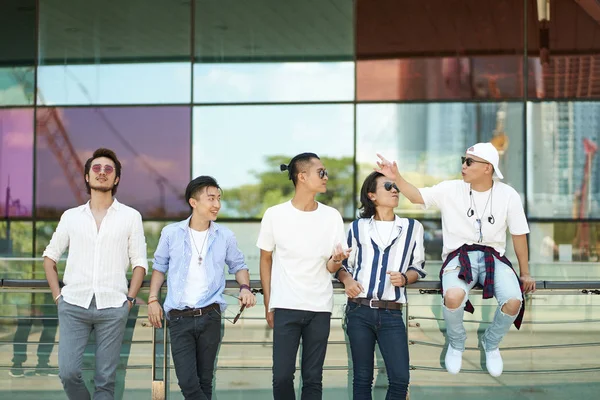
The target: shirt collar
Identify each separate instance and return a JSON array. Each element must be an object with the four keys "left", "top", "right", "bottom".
[
  {"left": 178, "top": 215, "right": 219, "bottom": 235},
  {"left": 368, "top": 215, "right": 404, "bottom": 229},
  {"left": 79, "top": 198, "right": 120, "bottom": 213},
  {"left": 367, "top": 215, "right": 404, "bottom": 244}
]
